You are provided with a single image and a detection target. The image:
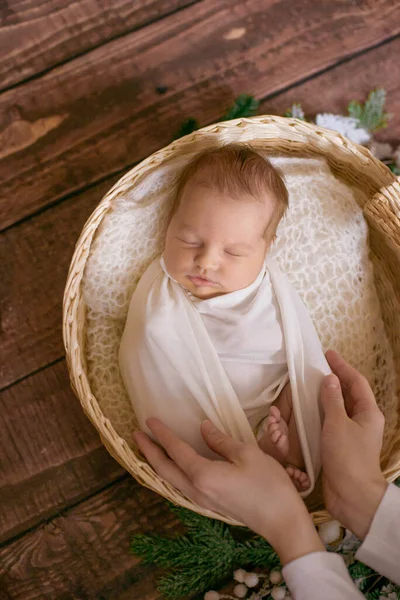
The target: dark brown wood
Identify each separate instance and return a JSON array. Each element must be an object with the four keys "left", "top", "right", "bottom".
[
  {"left": 0, "top": 478, "right": 180, "bottom": 600},
  {"left": 2, "top": 37, "right": 400, "bottom": 391},
  {"left": 259, "top": 37, "right": 400, "bottom": 145},
  {"left": 0, "top": 0, "right": 198, "bottom": 91},
  {"left": 0, "top": 176, "right": 118, "bottom": 389},
  {"left": 1, "top": 4, "right": 399, "bottom": 598},
  {"left": 0, "top": 359, "right": 125, "bottom": 544},
  {"left": 1, "top": 0, "right": 399, "bottom": 230}
]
